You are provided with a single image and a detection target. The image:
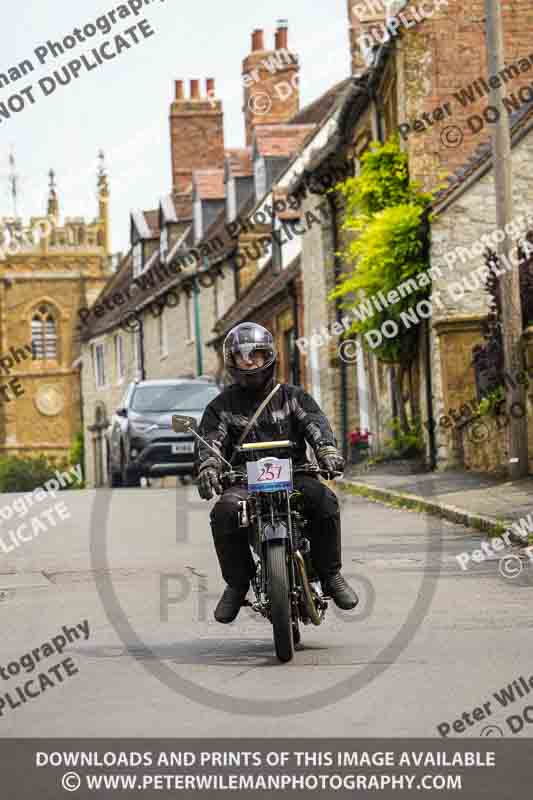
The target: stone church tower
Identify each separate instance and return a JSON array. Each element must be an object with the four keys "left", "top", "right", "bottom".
[{"left": 0, "top": 157, "right": 111, "bottom": 465}]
